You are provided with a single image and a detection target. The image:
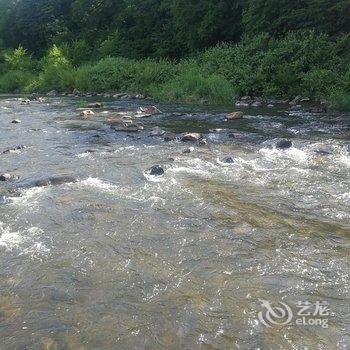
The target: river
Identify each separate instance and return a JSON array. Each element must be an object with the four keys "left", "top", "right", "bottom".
[{"left": 0, "top": 96, "right": 349, "bottom": 349}]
